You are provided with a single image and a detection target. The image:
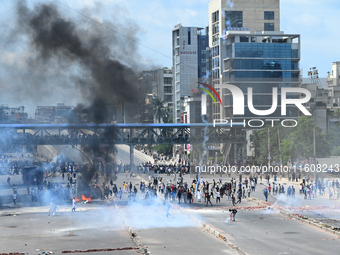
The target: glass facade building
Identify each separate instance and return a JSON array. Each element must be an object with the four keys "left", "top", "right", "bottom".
[{"left": 222, "top": 32, "right": 301, "bottom": 119}]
